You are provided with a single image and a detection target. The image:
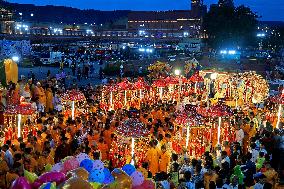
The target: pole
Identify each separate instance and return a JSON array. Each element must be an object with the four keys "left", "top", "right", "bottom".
[
  {"left": 178, "top": 77, "right": 182, "bottom": 102},
  {"left": 110, "top": 91, "right": 113, "bottom": 110},
  {"left": 208, "top": 80, "right": 211, "bottom": 97},
  {"left": 17, "top": 114, "right": 21, "bottom": 138},
  {"left": 131, "top": 137, "right": 135, "bottom": 165},
  {"left": 186, "top": 126, "right": 190, "bottom": 148},
  {"left": 194, "top": 82, "right": 197, "bottom": 93},
  {"left": 71, "top": 101, "right": 75, "bottom": 120},
  {"left": 139, "top": 89, "right": 142, "bottom": 99},
  {"left": 217, "top": 117, "right": 222, "bottom": 145},
  {"left": 276, "top": 104, "right": 282, "bottom": 129},
  {"left": 159, "top": 87, "right": 163, "bottom": 100},
  {"left": 124, "top": 90, "right": 127, "bottom": 106}
]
